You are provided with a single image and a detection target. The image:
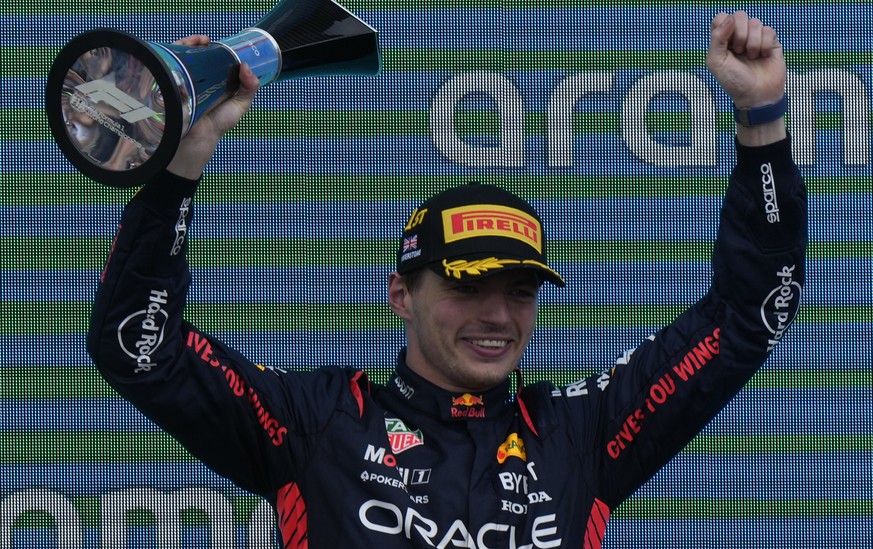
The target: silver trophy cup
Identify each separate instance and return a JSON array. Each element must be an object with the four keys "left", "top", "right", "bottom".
[{"left": 45, "top": 0, "right": 380, "bottom": 187}]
